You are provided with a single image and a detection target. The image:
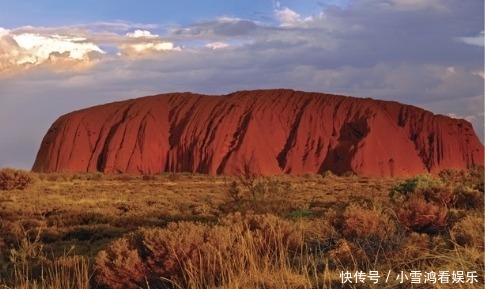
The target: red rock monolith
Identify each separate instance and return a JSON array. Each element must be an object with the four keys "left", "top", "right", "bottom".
[{"left": 32, "top": 89, "right": 484, "bottom": 177}]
